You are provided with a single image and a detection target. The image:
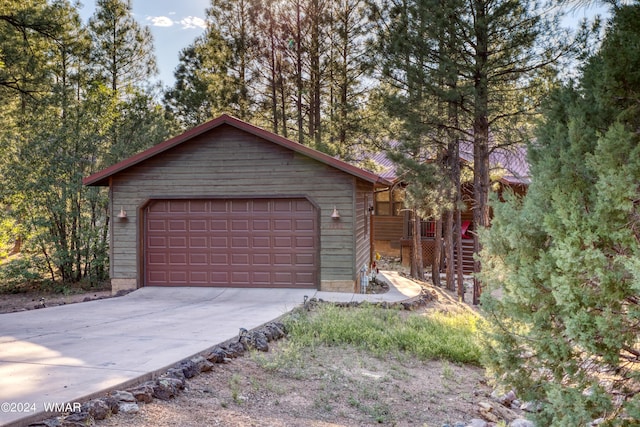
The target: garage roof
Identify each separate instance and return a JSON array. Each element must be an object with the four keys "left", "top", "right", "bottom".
[{"left": 83, "top": 114, "right": 392, "bottom": 187}]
